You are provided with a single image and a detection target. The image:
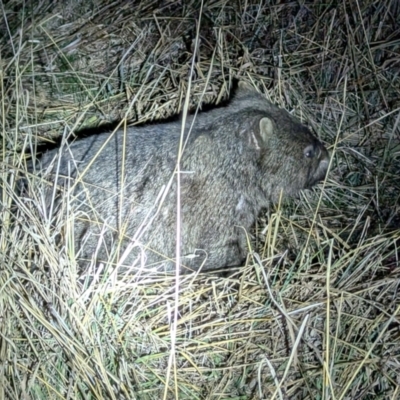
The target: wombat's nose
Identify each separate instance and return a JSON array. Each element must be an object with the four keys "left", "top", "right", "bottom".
[{"left": 316, "top": 145, "right": 330, "bottom": 179}]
